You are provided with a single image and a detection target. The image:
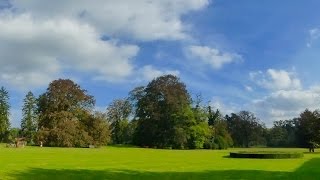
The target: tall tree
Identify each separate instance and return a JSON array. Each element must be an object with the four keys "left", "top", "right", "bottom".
[
  {"left": 0, "top": 87, "right": 10, "bottom": 141},
  {"left": 226, "top": 111, "right": 266, "bottom": 147},
  {"left": 106, "top": 98, "right": 132, "bottom": 144},
  {"left": 295, "top": 109, "right": 320, "bottom": 147},
  {"left": 36, "top": 79, "right": 109, "bottom": 147},
  {"left": 20, "top": 91, "right": 38, "bottom": 144},
  {"left": 132, "top": 74, "right": 198, "bottom": 149},
  {"left": 208, "top": 106, "right": 220, "bottom": 126},
  {"left": 82, "top": 111, "right": 111, "bottom": 147},
  {"left": 204, "top": 108, "right": 233, "bottom": 149}
]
